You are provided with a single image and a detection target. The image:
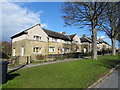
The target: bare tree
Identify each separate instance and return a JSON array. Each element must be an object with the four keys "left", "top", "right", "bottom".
[
  {"left": 100, "top": 2, "right": 120, "bottom": 55},
  {"left": 62, "top": 2, "right": 107, "bottom": 59}
]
